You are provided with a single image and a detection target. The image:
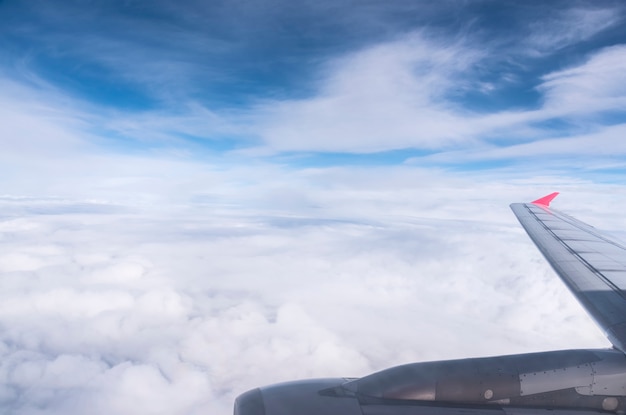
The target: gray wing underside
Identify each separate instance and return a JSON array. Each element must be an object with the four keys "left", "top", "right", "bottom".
[{"left": 511, "top": 202, "right": 626, "bottom": 352}]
